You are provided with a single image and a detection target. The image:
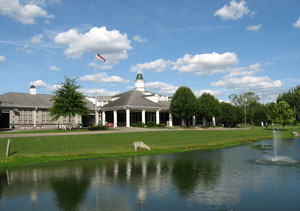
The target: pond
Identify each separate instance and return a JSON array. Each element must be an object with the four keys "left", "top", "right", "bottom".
[{"left": 0, "top": 137, "right": 300, "bottom": 211}]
